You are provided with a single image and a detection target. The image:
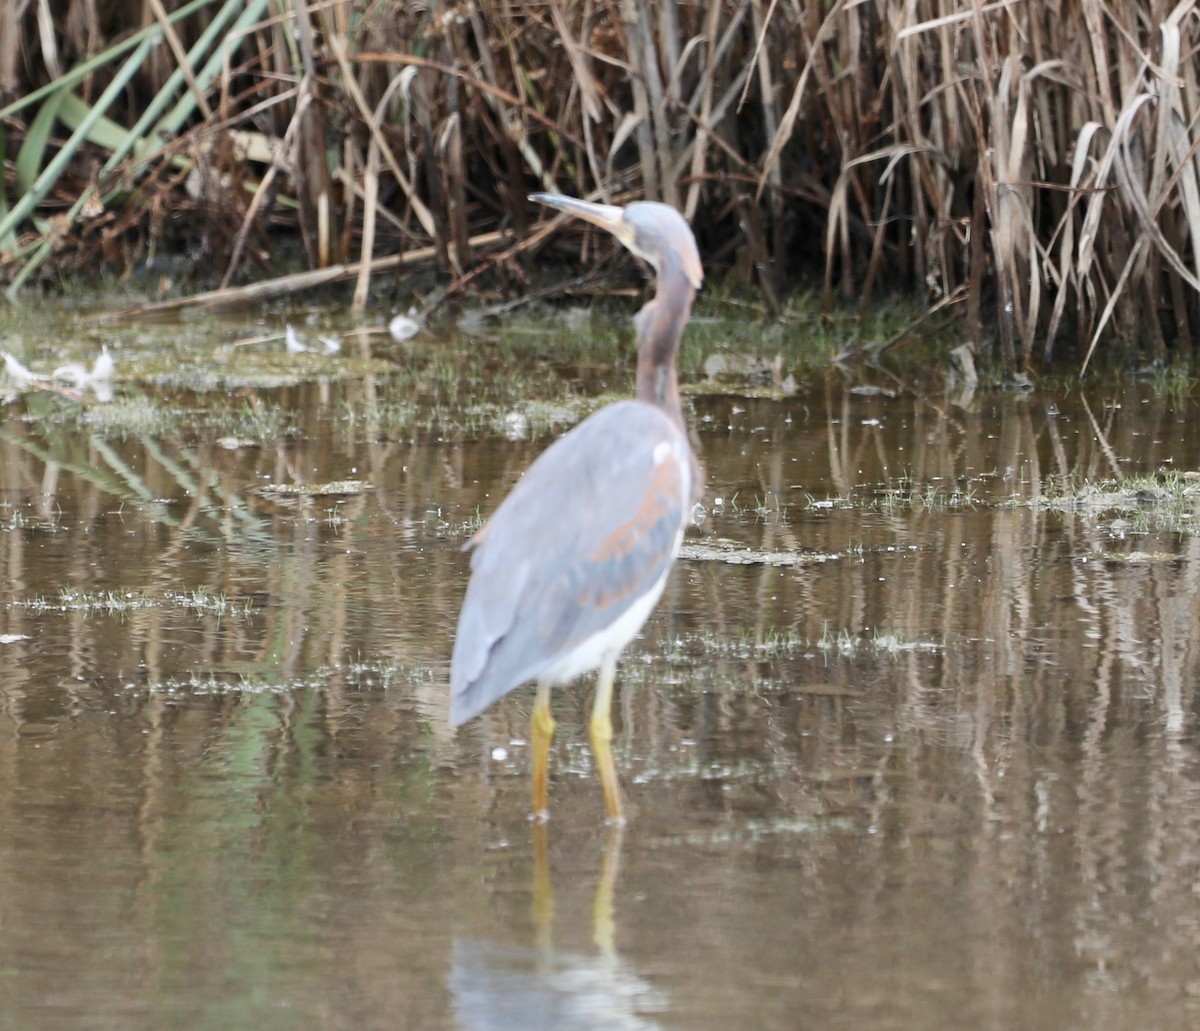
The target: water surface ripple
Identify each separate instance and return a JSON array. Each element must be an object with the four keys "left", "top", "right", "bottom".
[{"left": 1, "top": 326, "right": 1199, "bottom": 1029}]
